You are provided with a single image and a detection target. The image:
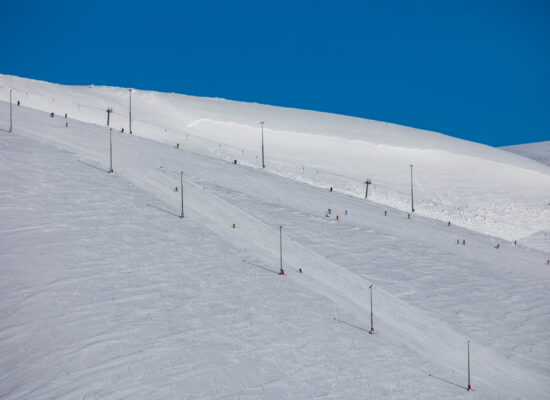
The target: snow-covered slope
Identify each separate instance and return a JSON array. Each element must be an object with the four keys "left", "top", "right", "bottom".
[
  {"left": 1, "top": 74, "right": 549, "bottom": 243},
  {"left": 501, "top": 140, "right": 550, "bottom": 167},
  {"left": 1, "top": 102, "right": 549, "bottom": 399}
]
